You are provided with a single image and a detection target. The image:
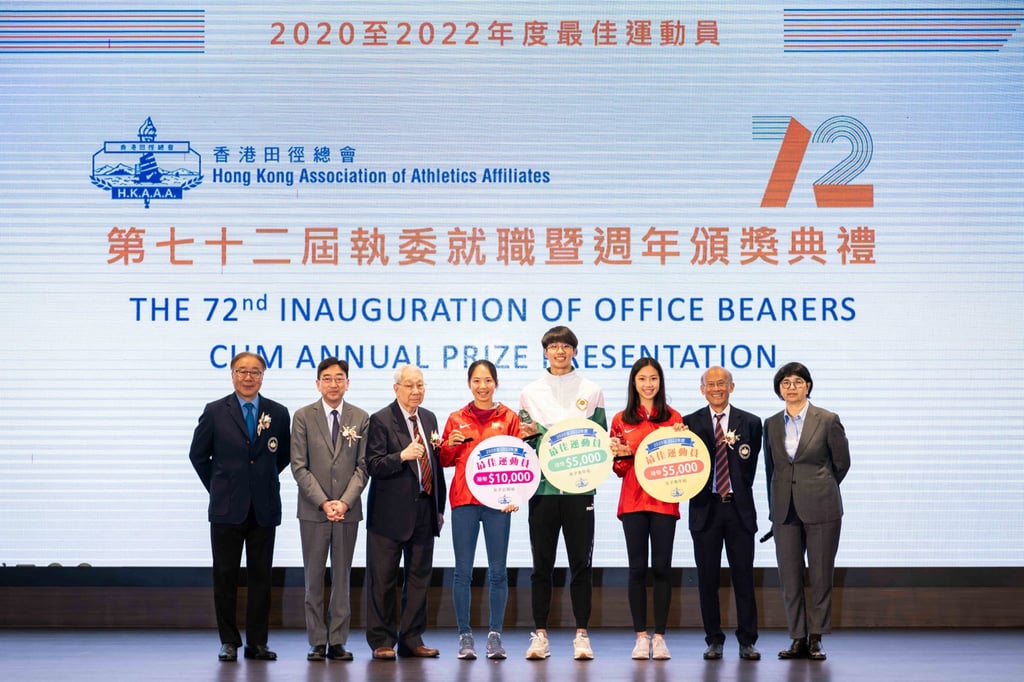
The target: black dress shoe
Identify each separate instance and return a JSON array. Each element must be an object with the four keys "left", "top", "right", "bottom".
[
  {"left": 307, "top": 645, "right": 326, "bottom": 661},
  {"left": 778, "top": 639, "right": 809, "bottom": 659},
  {"left": 808, "top": 637, "right": 827, "bottom": 661},
  {"left": 703, "top": 643, "right": 723, "bottom": 660},
  {"left": 327, "top": 644, "right": 353, "bottom": 661},
  {"left": 218, "top": 643, "right": 238, "bottom": 662},
  {"left": 739, "top": 643, "right": 761, "bottom": 660},
  {"left": 244, "top": 644, "right": 277, "bottom": 660}
]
